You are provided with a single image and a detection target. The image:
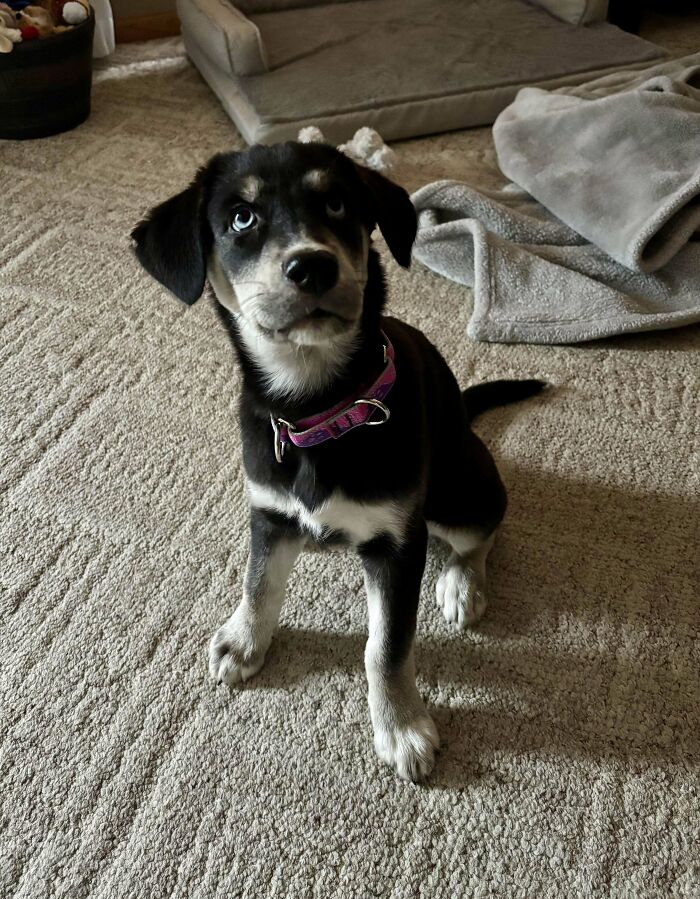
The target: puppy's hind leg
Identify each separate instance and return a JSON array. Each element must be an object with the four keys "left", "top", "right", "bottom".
[
  {"left": 209, "top": 508, "right": 303, "bottom": 687},
  {"left": 431, "top": 525, "right": 495, "bottom": 630}
]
